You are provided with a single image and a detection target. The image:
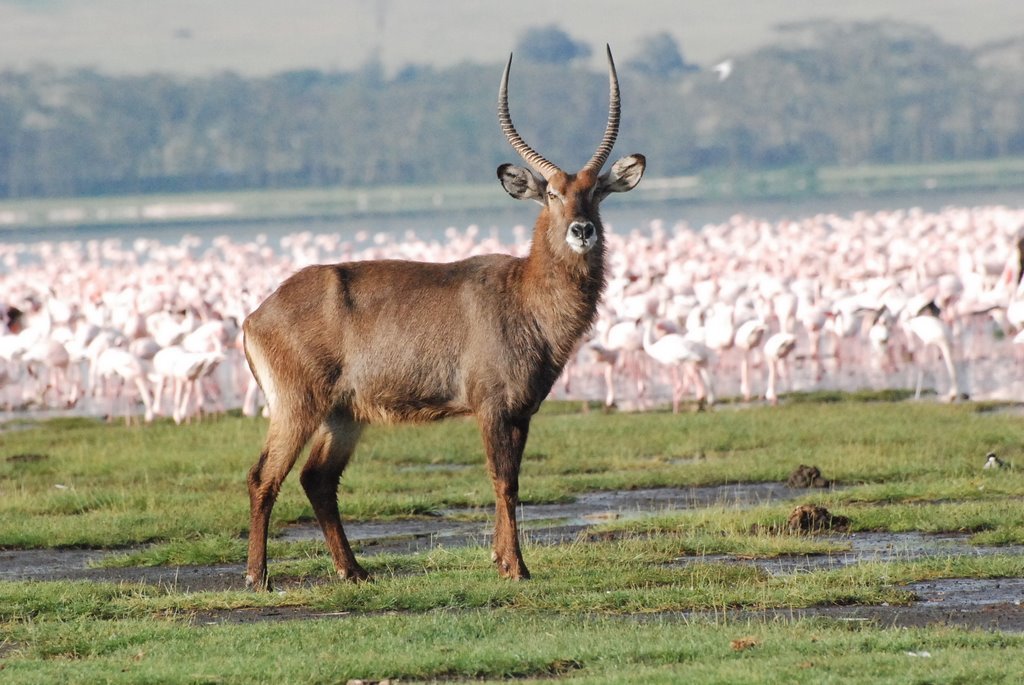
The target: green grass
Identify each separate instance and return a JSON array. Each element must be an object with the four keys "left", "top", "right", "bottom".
[
  {"left": 2, "top": 397, "right": 1024, "bottom": 682},
  {"left": 3, "top": 399, "right": 1021, "bottom": 548},
  {"left": 3, "top": 612, "right": 1020, "bottom": 685}
]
